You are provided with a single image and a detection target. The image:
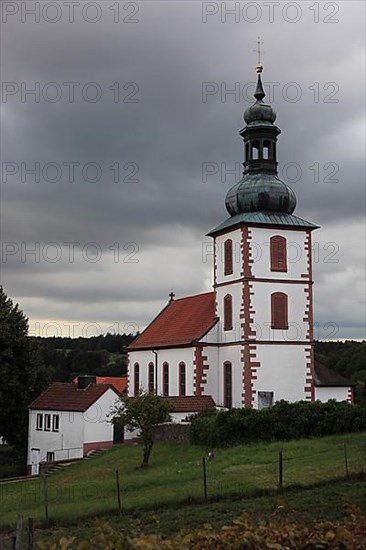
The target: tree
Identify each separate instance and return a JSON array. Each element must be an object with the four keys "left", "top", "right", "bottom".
[
  {"left": 112, "top": 391, "right": 171, "bottom": 467},
  {"left": 0, "top": 286, "right": 50, "bottom": 449}
]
